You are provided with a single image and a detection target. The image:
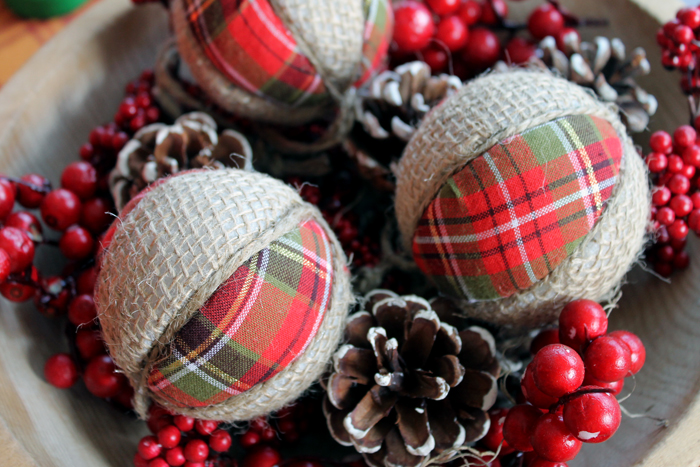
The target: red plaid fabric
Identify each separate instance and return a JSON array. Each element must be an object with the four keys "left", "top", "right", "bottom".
[
  {"left": 147, "top": 219, "right": 334, "bottom": 407},
  {"left": 183, "top": 0, "right": 392, "bottom": 107},
  {"left": 413, "top": 115, "right": 623, "bottom": 301}
]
